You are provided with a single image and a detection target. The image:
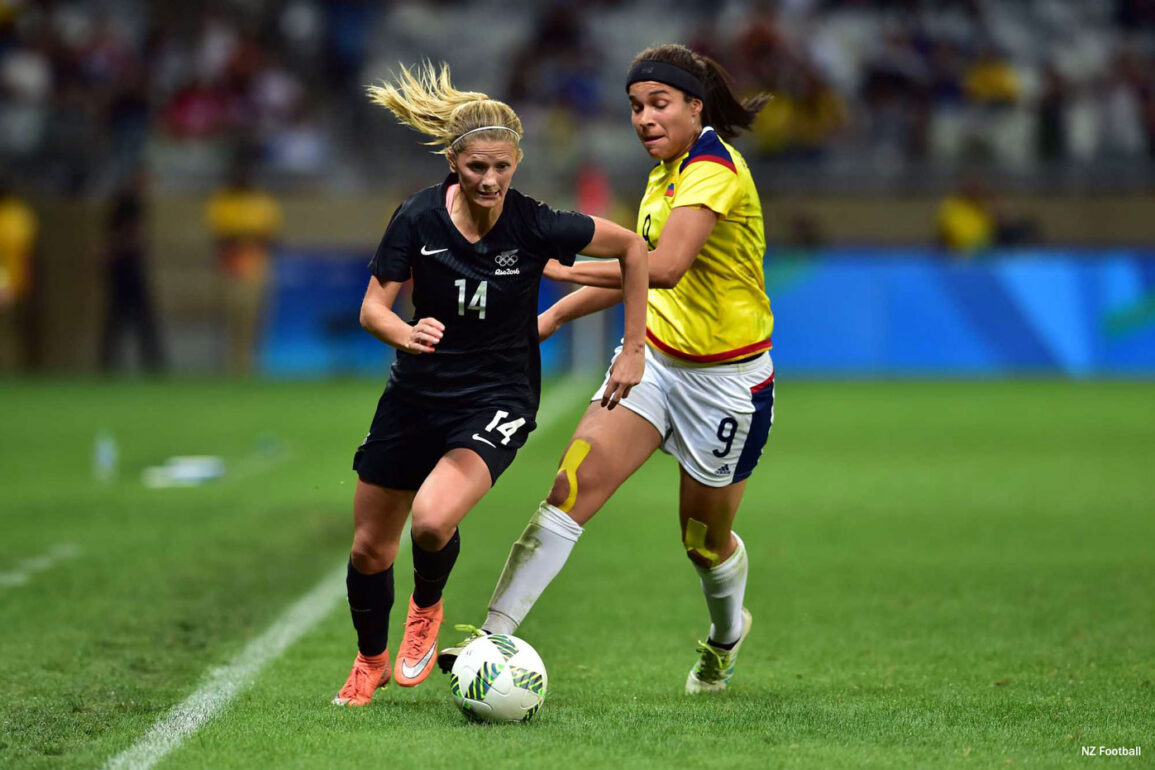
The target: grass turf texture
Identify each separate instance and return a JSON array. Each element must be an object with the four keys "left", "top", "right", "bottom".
[{"left": 0, "top": 378, "right": 1151, "bottom": 769}]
